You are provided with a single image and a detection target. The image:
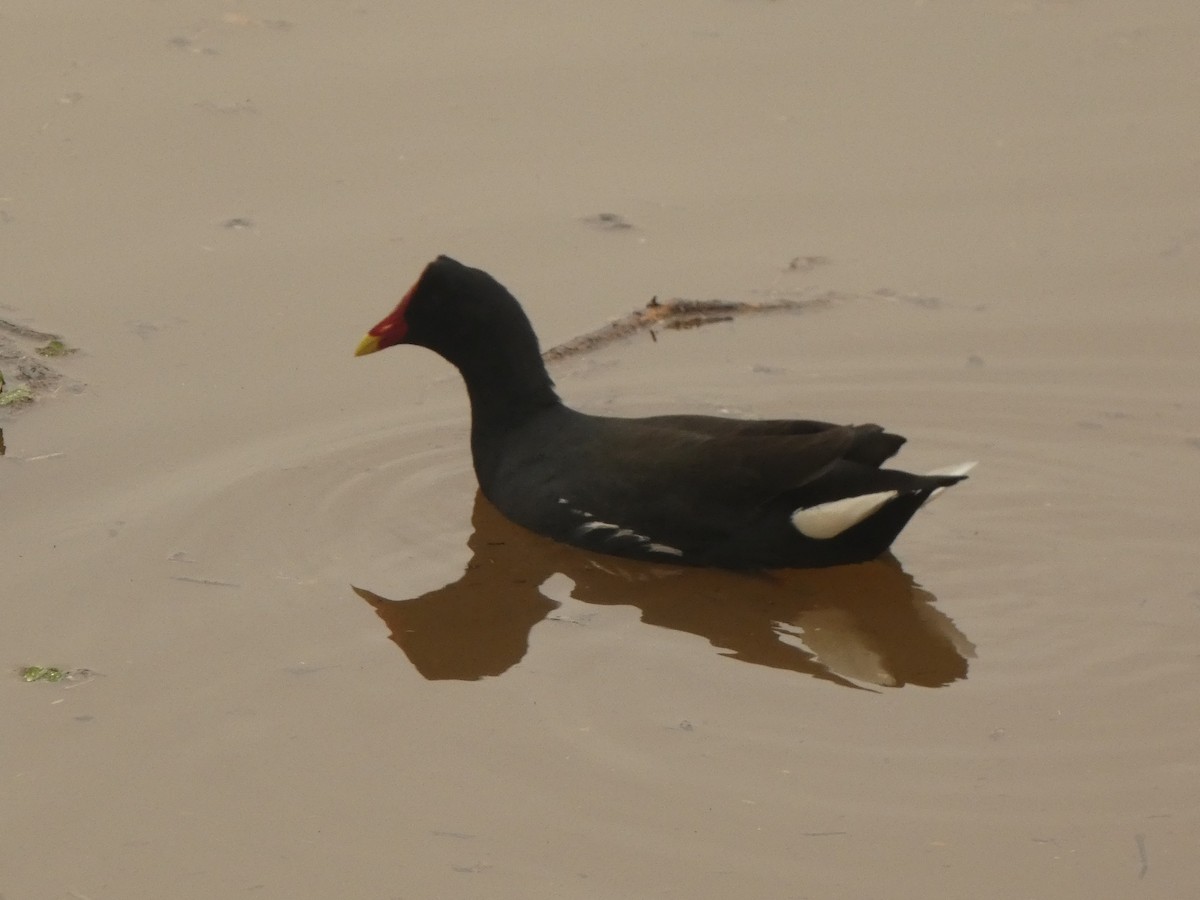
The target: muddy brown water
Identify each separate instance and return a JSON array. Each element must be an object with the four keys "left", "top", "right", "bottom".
[{"left": 3, "top": 2, "right": 1199, "bottom": 898}]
